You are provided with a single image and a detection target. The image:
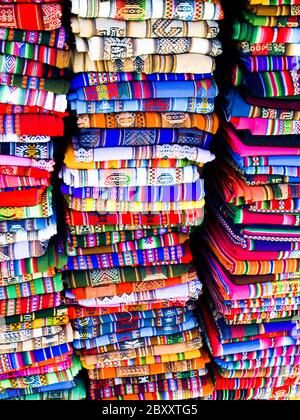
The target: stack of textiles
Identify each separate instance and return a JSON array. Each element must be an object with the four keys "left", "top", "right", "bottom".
[
  {"left": 0, "top": 0, "right": 85, "bottom": 401},
  {"left": 60, "top": 0, "right": 224, "bottom": 401},
  {"left": 198, "top": 0, "right": 300, "bottom": 401}
]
